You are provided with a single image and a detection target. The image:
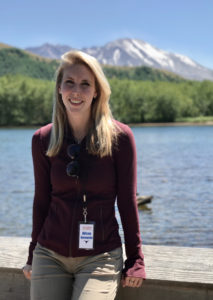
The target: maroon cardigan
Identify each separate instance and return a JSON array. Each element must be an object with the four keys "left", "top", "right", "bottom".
[{"left": 27, "top": 120, "right": 146, "bottom": 278}]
